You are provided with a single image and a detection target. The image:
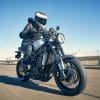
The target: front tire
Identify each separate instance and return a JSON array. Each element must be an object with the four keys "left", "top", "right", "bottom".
[{"left": 54, "top": 58, "right": 87, "bottom": 96}]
